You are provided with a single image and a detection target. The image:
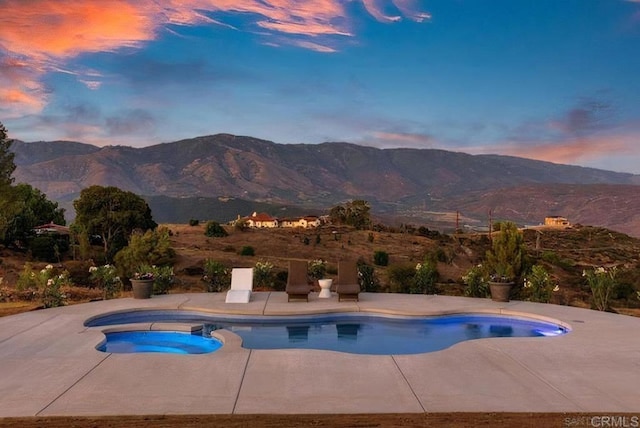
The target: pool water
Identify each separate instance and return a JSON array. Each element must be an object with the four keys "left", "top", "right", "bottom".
[
  {"left": 204, "top": 314, "right": 566, "bottom": 355},
  {"left": 88, "top": 310, "right": 568, "bottom": 355},
  {"left": 97, "top": 331, "right": 222, "bottom": 354}
]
